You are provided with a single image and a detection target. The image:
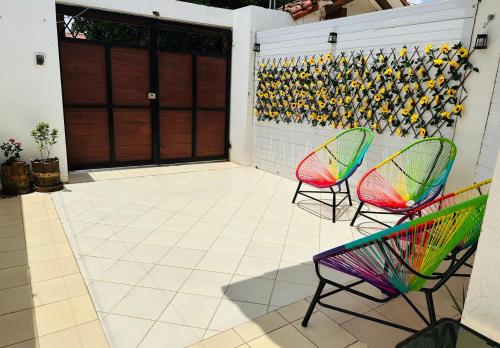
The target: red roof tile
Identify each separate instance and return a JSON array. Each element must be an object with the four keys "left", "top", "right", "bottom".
[{"left": 280, "top": 0, "right": 320, "bottom": 20}]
